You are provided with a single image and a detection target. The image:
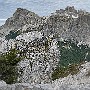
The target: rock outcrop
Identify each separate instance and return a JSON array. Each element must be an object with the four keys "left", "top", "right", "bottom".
[
  {"left": 0, "top": 8, "right": 41, "bottom": 37},
  {"left": 1, "top": 62, "right": 90, "bottom": 90},
  {"left": 0, "top": 6, "right": 90, "bottom": 90}
]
